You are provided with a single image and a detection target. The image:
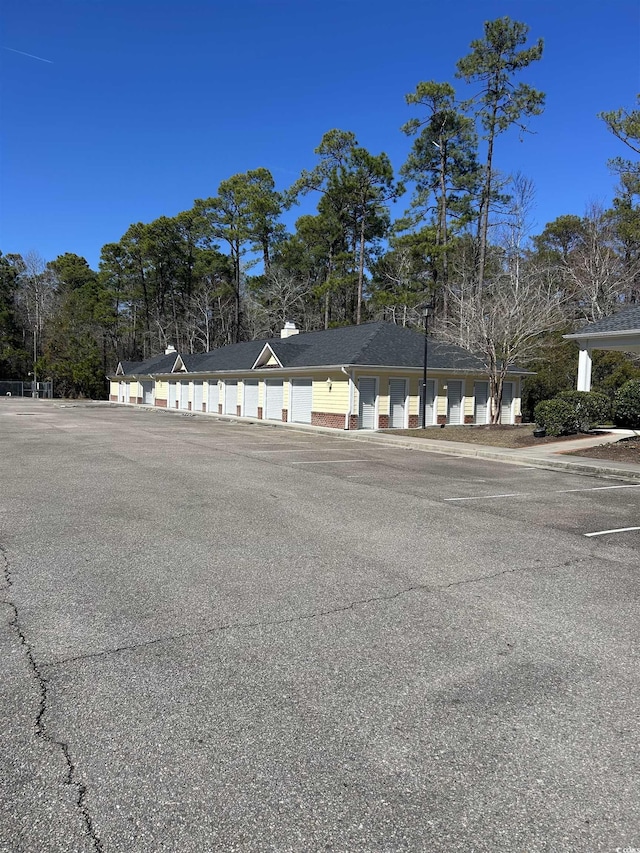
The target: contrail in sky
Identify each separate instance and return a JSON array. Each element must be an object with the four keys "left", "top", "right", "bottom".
[{"left": 3, "top": 46, "right": 53, "bottom": 63}]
